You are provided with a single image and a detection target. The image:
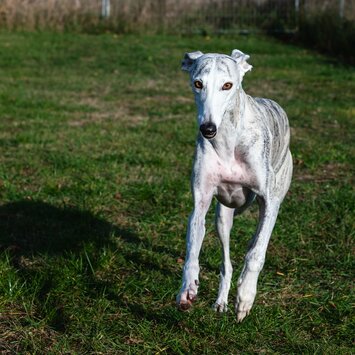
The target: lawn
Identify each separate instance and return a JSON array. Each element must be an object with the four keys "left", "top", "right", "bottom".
[{"left": 0, "top": 32, "right": 353, "bottom": 353}]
